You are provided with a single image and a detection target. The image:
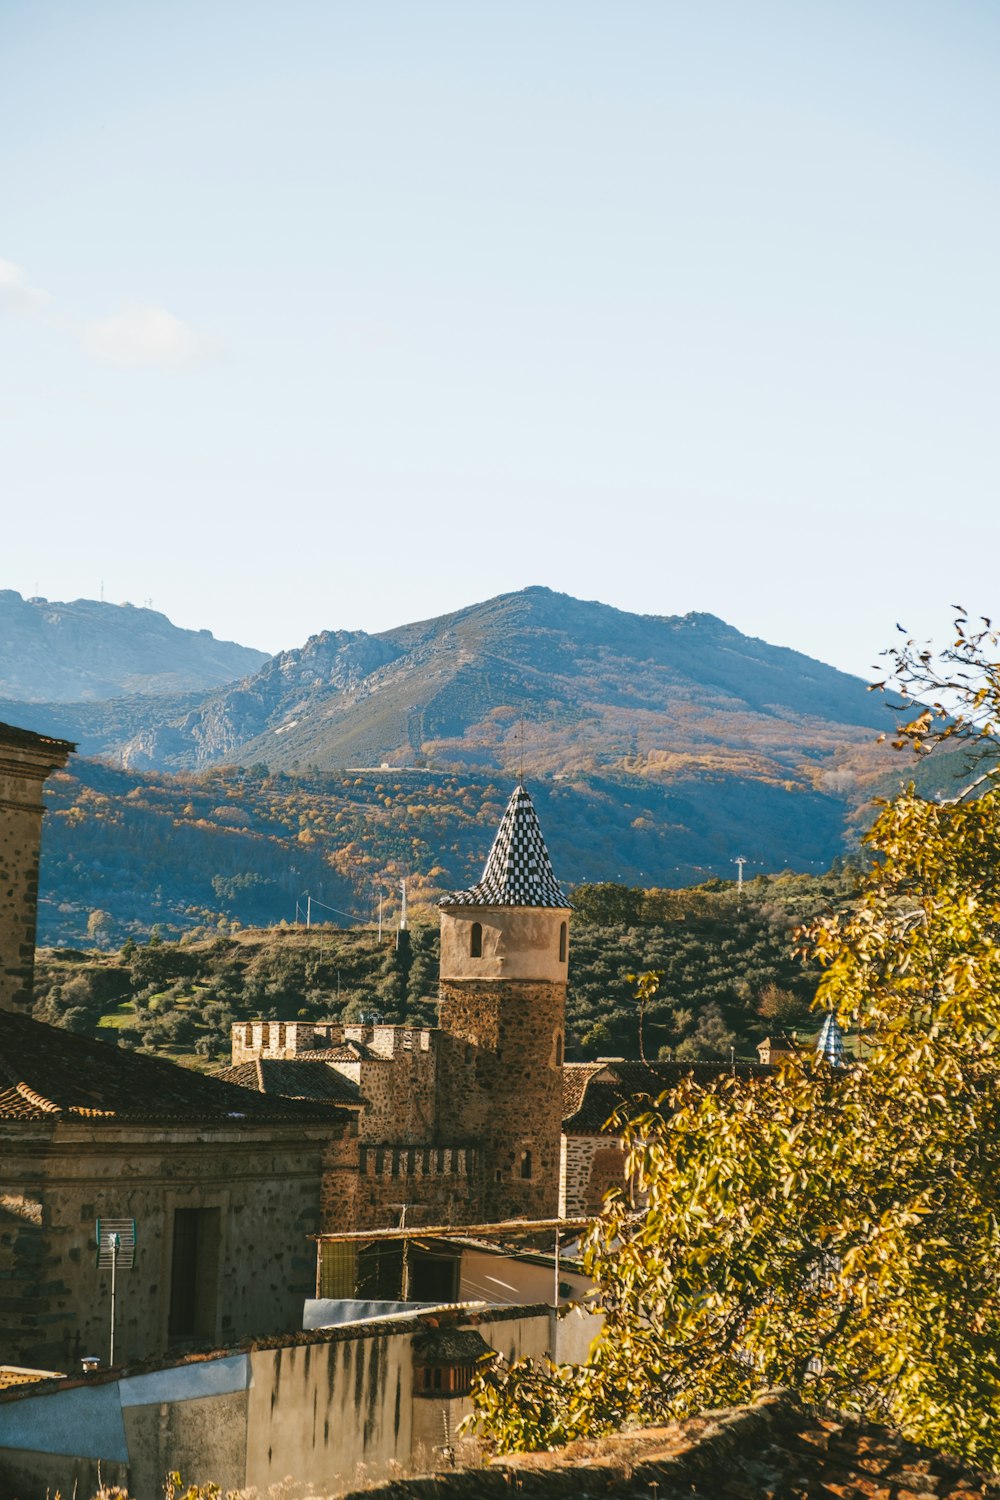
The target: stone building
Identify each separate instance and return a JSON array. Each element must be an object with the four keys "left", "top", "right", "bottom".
[
  {"left": 222, "top": 783, "right": 572, "bottom": 1234},
  {"left": 0, "top": 719, "right": 353, "bottom": 1371},
  {"left": 0, "top": 722, "right": 74, "bottom": 1013}
]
